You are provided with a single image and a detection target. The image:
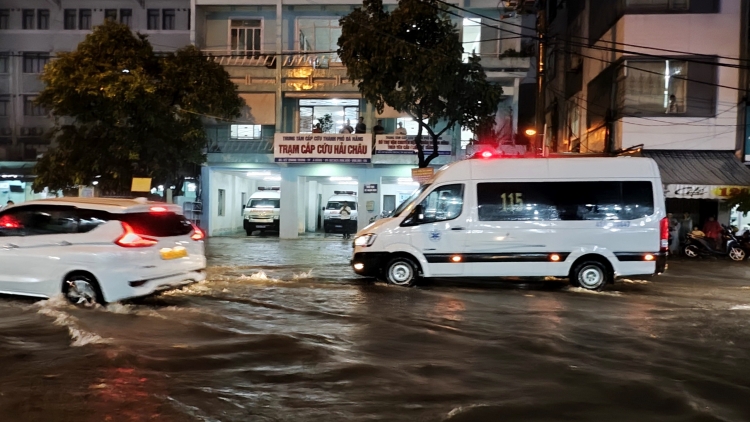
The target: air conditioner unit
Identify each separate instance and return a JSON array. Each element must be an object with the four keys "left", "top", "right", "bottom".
[{"left": 0, "top": 127, "right": 11, "bottom": 136}]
